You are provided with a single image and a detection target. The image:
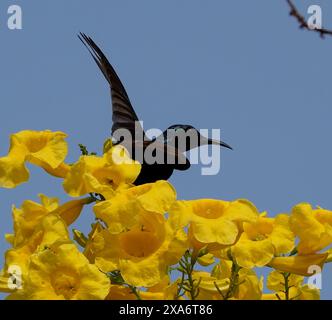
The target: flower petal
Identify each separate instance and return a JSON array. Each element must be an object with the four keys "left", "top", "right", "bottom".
[
  {"left": 232, "top": 237, "right": 274, "bottom": 268},
  {"left": 269, "top": 253, "right": 328, "bottom": 276}
]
